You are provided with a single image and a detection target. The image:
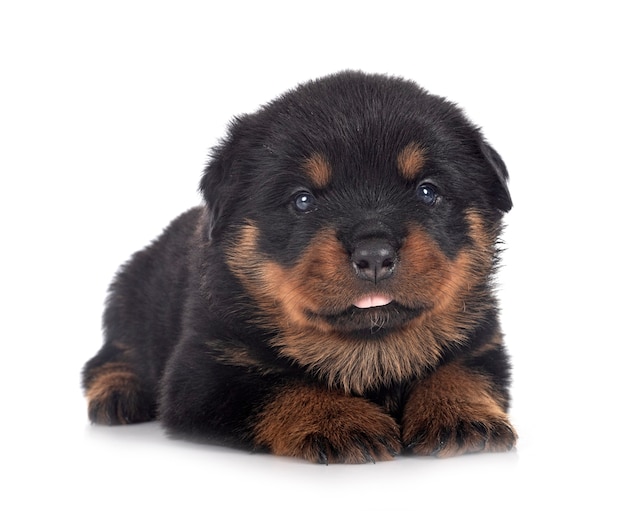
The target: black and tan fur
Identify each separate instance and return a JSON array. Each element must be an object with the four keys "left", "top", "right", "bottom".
[{"left": 83, "top": 71, "right": 517, "bottom": 463}]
